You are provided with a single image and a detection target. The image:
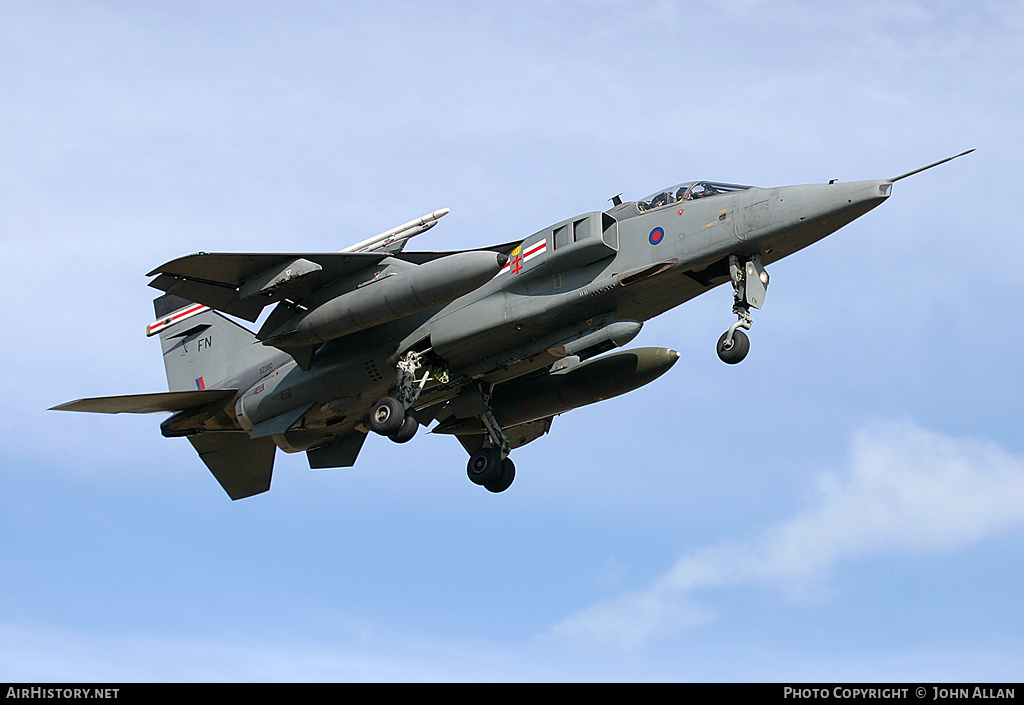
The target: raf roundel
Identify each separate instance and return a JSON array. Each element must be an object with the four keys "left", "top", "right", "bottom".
[{"left": 648, "top": 227, "right": 665, "bottom": 245}]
